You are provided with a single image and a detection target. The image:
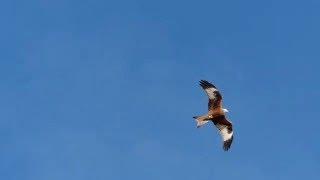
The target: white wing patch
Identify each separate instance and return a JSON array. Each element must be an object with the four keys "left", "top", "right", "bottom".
[
  {"left": 204, "top": 87, "right": 218, "bottom": 99},
  {"left": 215, "top": 124, "right": 233, "bottom": 141}
]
